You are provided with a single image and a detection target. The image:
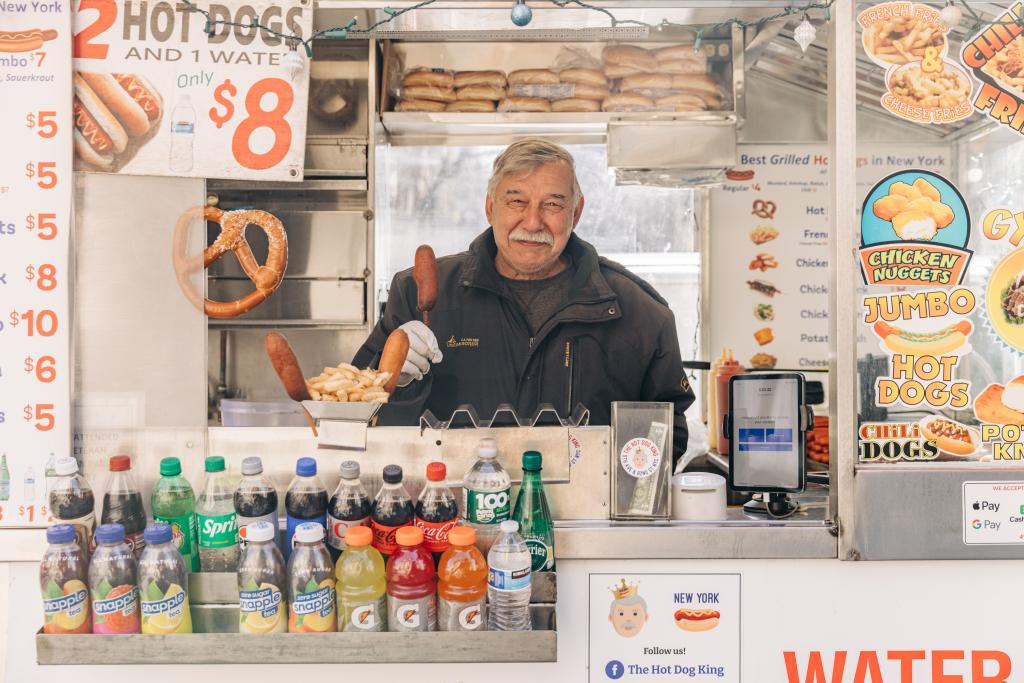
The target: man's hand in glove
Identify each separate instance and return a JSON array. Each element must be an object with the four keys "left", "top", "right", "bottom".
[{"left": 397, "top": 321, "right": 443, "bottom": 387}]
